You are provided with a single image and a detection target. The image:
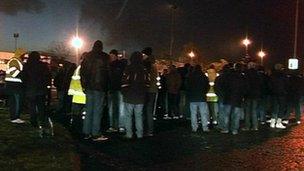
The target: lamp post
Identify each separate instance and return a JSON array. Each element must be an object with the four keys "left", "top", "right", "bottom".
[
  {"left": 13, "top": 33, "right": 19, "bottom": 51},
  {"left": 169, "top": 4, "right": 177, "bottom": 59},
  {"left": 242, "top": 38, "right": 251, "bottom": 58},
  {"left": 71, "top": 36, "right": 83, "bottom": 64},
  {"left": 258, "top": 50, "right": 266, "bottom": 66}
]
